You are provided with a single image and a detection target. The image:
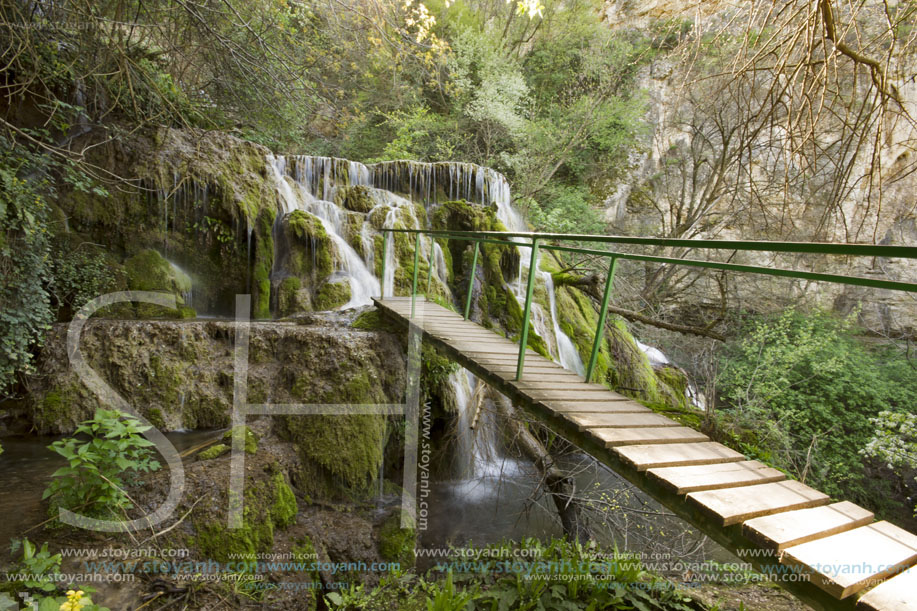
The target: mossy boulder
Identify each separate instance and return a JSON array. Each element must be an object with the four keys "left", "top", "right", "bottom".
[
  {"left": 314, "top": 278, "right": 352, "bottom": 311},
  {"left": 199, "top": 443, "right": 229, "bottom": 460},
  {"left": 278, "top": 413, "right": 386, "bottom": 501},
  {"left": 378, "top": 513, "right": 416, "bottom": 568},
  {"left": 336, "top": 185, "right": 377, "bottom": 213},
  {"left": 223, "top": 425, "right": 258, "bottom": 454},
  {"left": 273, "top": 210, "right": 339, "bottom": 314},
  {"left": 124, "top": 249, "right": 196, "bottom": 318},
  {"left": 194, "top": 470, "right": 298, "bottom": 562},
  {"left": 284, "top": 210, "right": 334, "bottom": 278}
]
